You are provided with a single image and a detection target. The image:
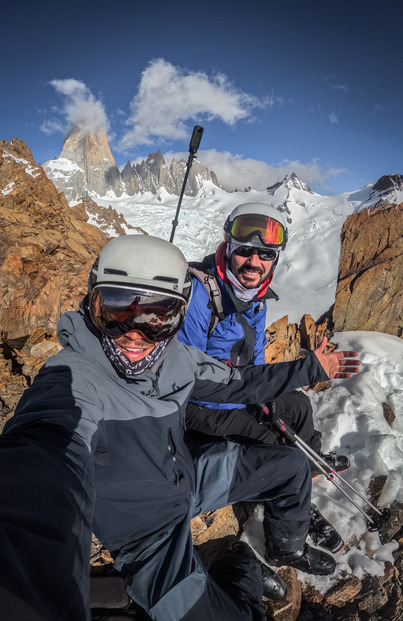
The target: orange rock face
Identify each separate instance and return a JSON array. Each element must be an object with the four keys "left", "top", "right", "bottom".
[
  {"left": 0, "top": 137, "right": 108, "bottom": 420},
  {"left": 333, "top": 202, "right": 403, "bottom": 336},
  {"left": 264, "top": 312, "right": 334, "bottom": 364}
]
